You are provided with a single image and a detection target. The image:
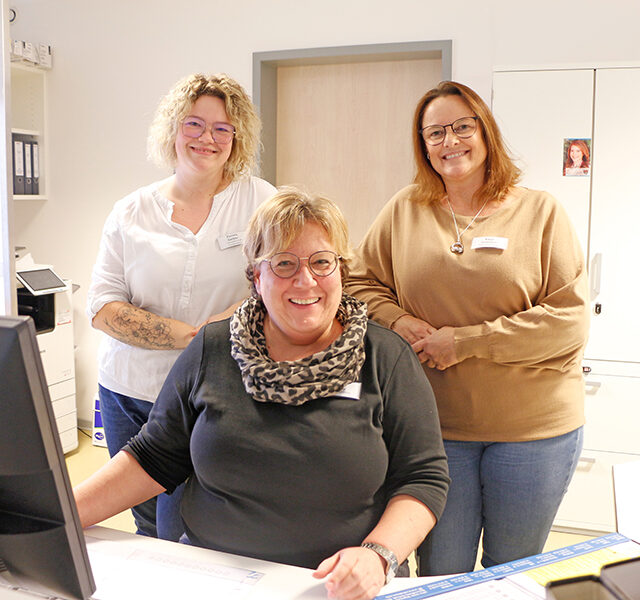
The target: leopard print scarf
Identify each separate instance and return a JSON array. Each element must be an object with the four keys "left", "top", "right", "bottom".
[{"left": 229, "top": 294, "right": 367, "bottom": 405}]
